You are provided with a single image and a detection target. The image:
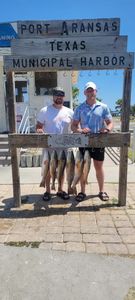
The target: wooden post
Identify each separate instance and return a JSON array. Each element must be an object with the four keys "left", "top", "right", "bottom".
[
  {"left": 6, "top": 71, "right": 21, "bottom": 207},
  {"left": 118, "top": 68, "right": 132, "bottom": 206}
]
